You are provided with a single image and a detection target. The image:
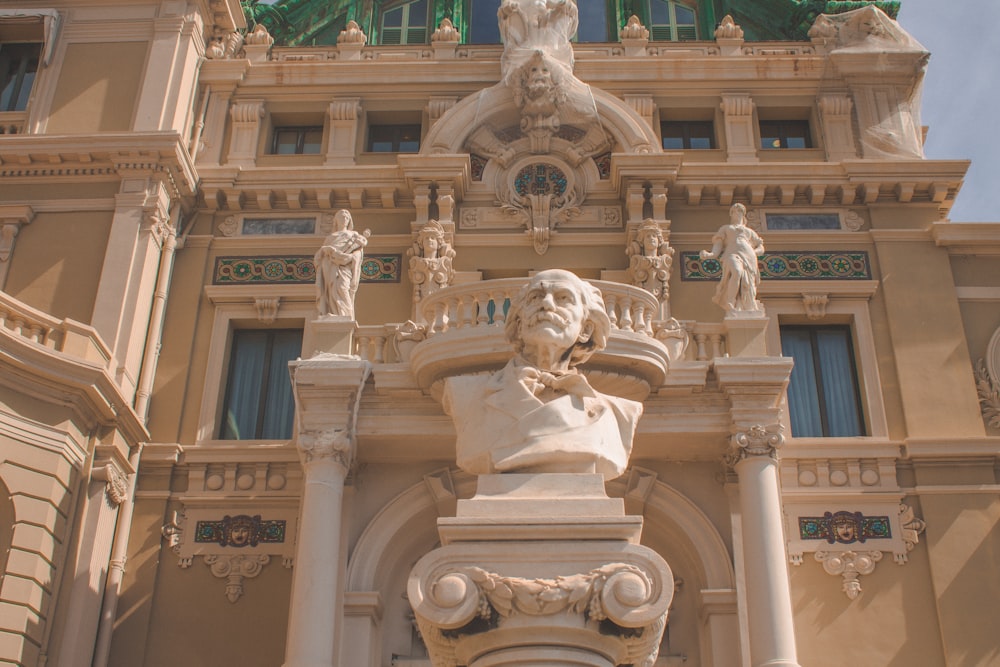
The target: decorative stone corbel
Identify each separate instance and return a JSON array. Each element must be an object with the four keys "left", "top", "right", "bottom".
[
  {"left": 815, "top": 550, "right": 882, "bottom": 600},
  {"left": 204, "top": 554, "right": 271, "bottom": 603},
  {"left": 254, "top": 297, "right": 280, "bottom": 323},
  {"left": 92, "top": 462, "right": 129, "bottom": 506},
  {"left": 326, "top": 98, "right": 362, "bottom": 165},
  {"left": 161, "top": 510, "right": 188, "bottom": 565},
  {"left": 720, "top": 93, "right": 758, "bottom": 162},
  {"left": 227, "top": 100, "right": 265, "bottom": 166},
  {"left": 896, "top": 503, "right": 926, "bottom": 563},
  {"left": 0, "top": 205, "right": 34, "bottom": 287},
  {"left": 802, "top": 293, "right": 829, "bottom": 320}
]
